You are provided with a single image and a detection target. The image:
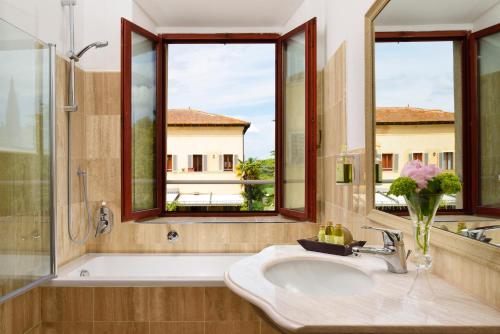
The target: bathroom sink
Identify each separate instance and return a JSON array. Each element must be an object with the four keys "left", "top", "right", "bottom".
[{"left": 263, "top": 258, "right": 374, "bottom": 297}]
